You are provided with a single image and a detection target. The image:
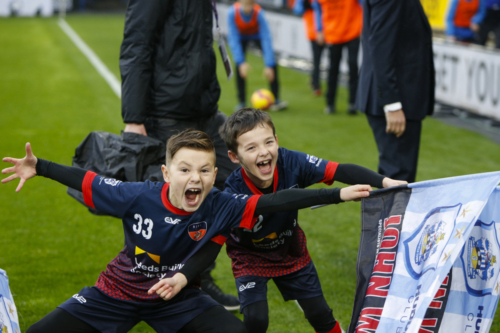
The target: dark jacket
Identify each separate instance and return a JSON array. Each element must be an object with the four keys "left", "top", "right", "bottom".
[
  {"left": 120, "top": 0, "right": 221, "bottom": 124},
  {"left": 356, "top": 0, "right": 435, "bottom": 121}
]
